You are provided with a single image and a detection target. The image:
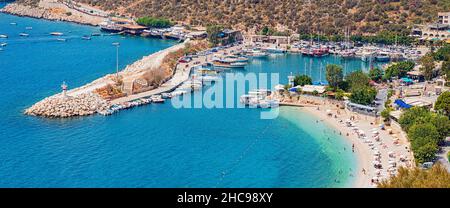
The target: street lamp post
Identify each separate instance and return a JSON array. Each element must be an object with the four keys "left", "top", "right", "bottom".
[{"left": 112, "top": 42, "right": 120, "bottom": 81}]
